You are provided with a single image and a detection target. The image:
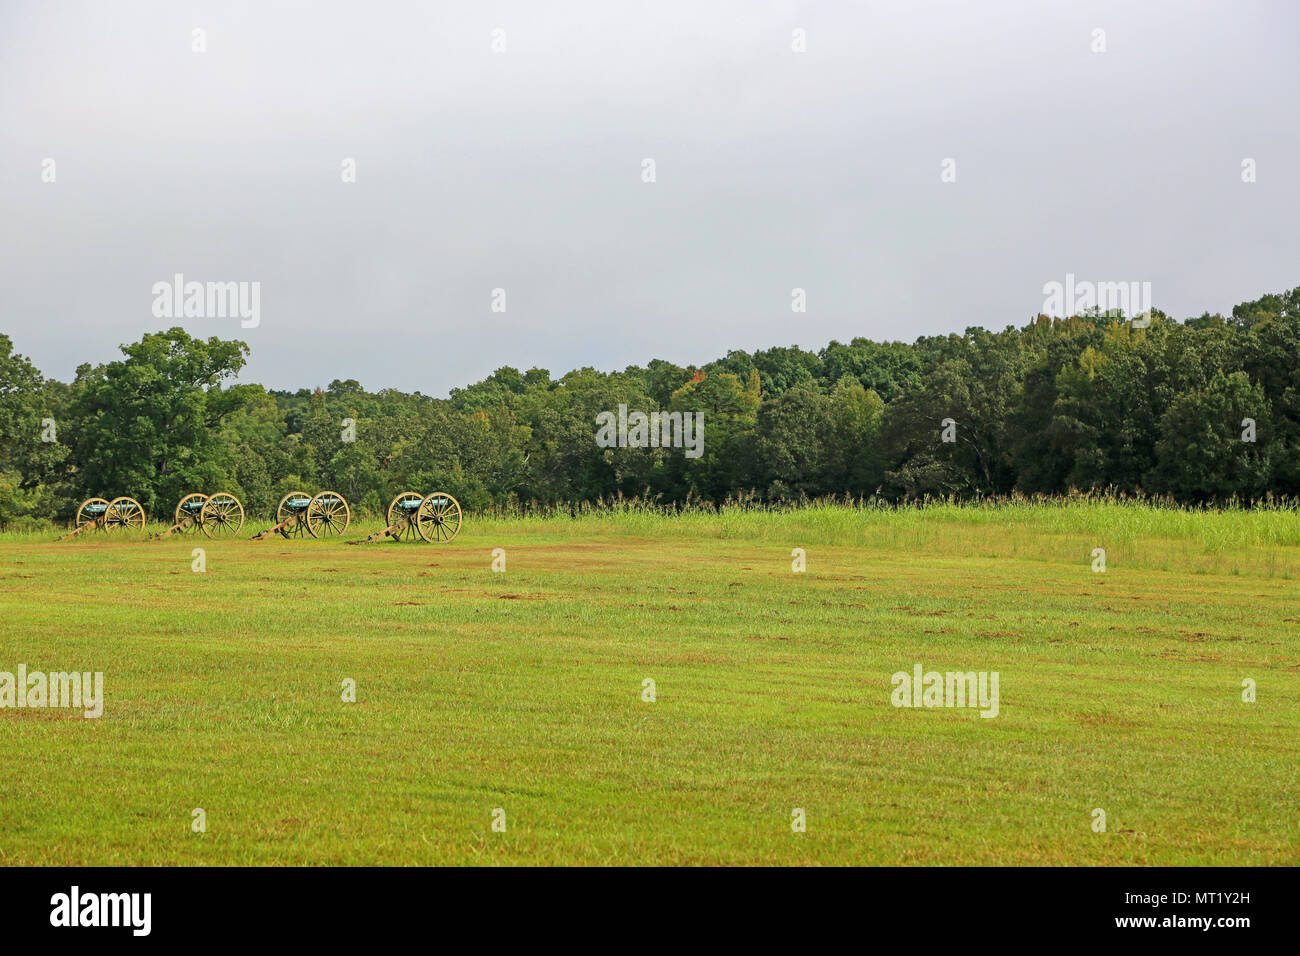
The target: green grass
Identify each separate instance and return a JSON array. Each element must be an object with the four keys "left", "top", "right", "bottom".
[{"left": 1, "top": 501, "right": 1297, "bottom": 865}]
